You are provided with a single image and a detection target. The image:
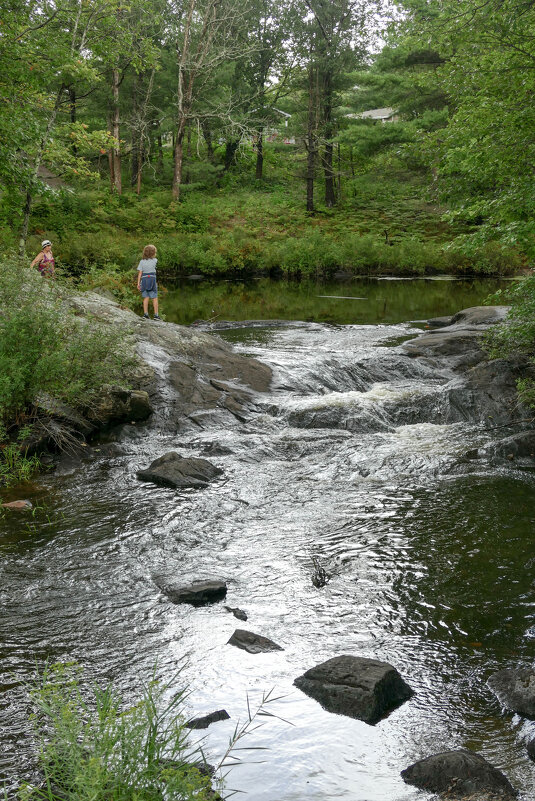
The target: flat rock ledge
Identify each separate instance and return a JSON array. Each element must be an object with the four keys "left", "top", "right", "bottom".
[
  {"left": 401, "top": 749, "right": 516, "bottom": 799},
  {"left": 293, "top": 655, "right": 414, "bottom": 724},
  {"left": 488, "top": 667, "right": 535, "bottom": 718},
  {"left": 137, "top": 452, "right": 223, "bottom": 488},
  {"left": 227, "top": 629, "right": 283, "bottom": 654},
  {"left": 155, "top": 579, "right": 227, "bottom": 606}
]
